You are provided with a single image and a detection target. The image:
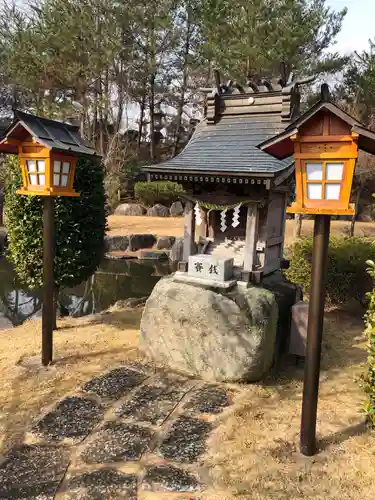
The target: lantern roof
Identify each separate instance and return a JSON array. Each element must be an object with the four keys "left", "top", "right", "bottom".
[
  {"left": 142, "top": 73, "right": 312, "bottom": 179},
  {"left": 258, "top": 99, "right": 375, "bottom": 159},
  {"left": 0, "top": 110, "right": 98, "bottom": 157}
]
